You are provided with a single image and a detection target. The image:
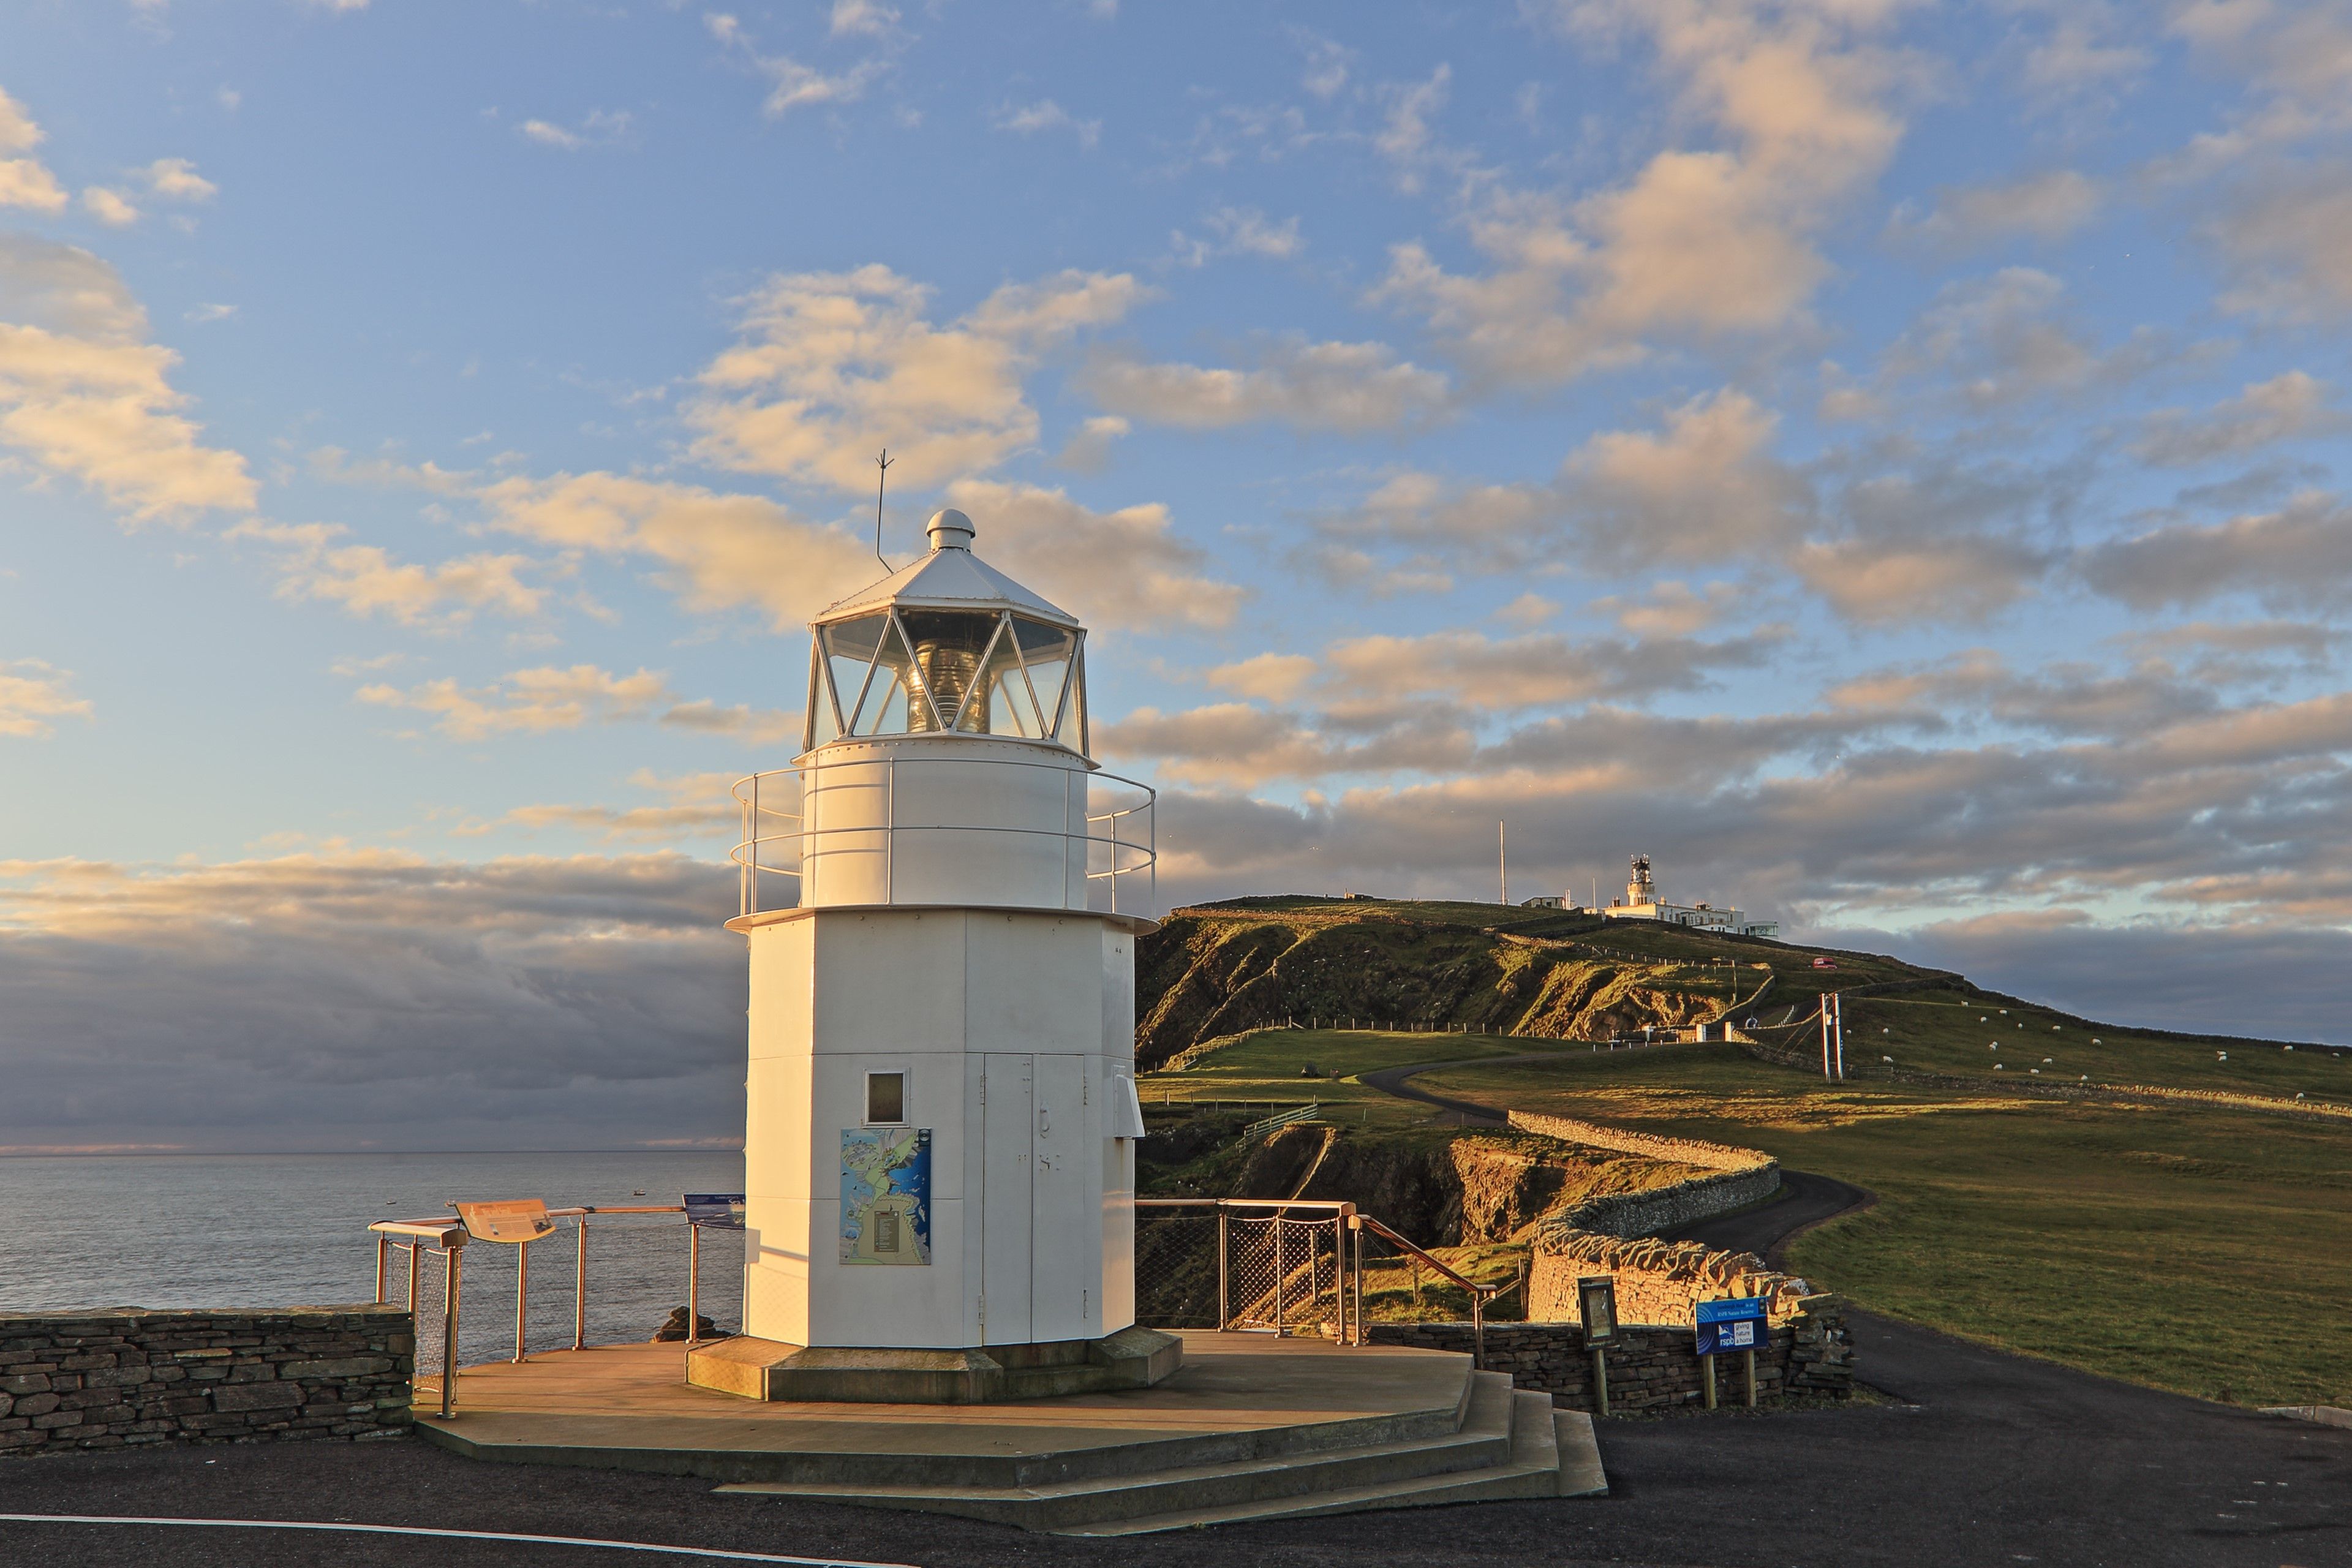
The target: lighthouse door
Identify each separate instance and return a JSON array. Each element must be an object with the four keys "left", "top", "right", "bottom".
[
  {"left": 1030, "top": 1055, "right": 1089, "bottom": 1341},
  {"left": 979, "top": 1054, "right": 1034, "bottom": 1344}
]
